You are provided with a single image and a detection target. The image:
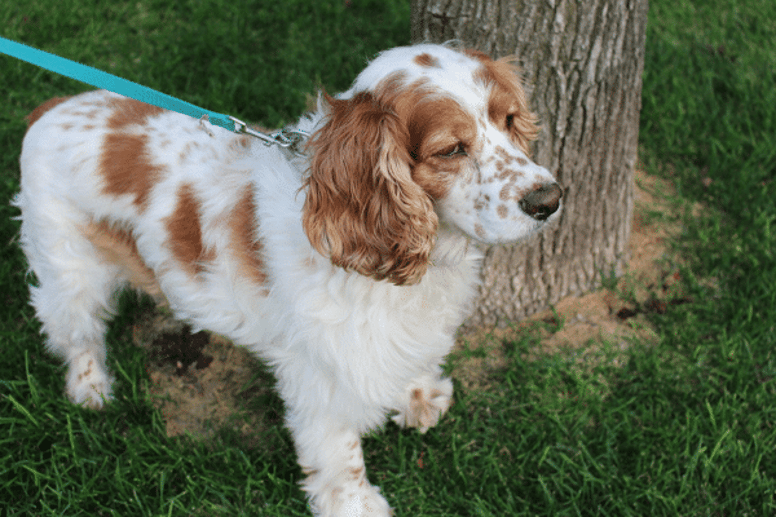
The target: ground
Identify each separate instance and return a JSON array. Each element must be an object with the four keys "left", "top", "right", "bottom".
[{"left": 132, "top": 169, "right": 696, "bottom": 441}]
